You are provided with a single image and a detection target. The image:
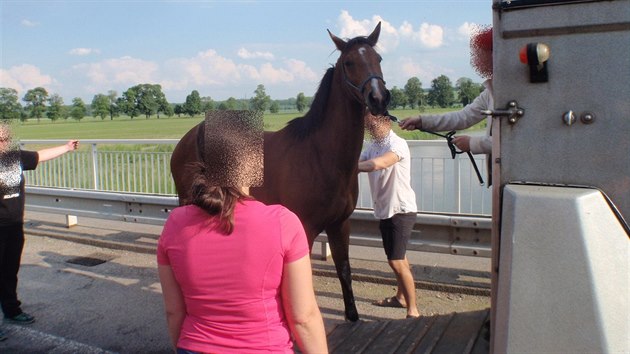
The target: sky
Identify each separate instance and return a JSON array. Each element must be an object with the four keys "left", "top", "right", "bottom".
[{"left": 1, "top": 1, "right": 493, "bottom": 104}]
